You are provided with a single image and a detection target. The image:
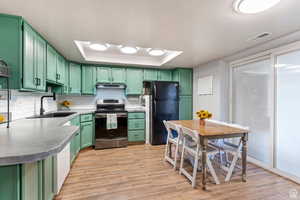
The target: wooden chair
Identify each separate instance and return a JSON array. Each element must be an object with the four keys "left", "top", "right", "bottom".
[
  {"left": 207, "top": 119, "right": 249, "bottom": 182},
  {"left": 163, "top": 120, "right": 182, "bottom": 170},
  {"left": 179, "top": 126, "right": 220, "bottom": 188}
]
